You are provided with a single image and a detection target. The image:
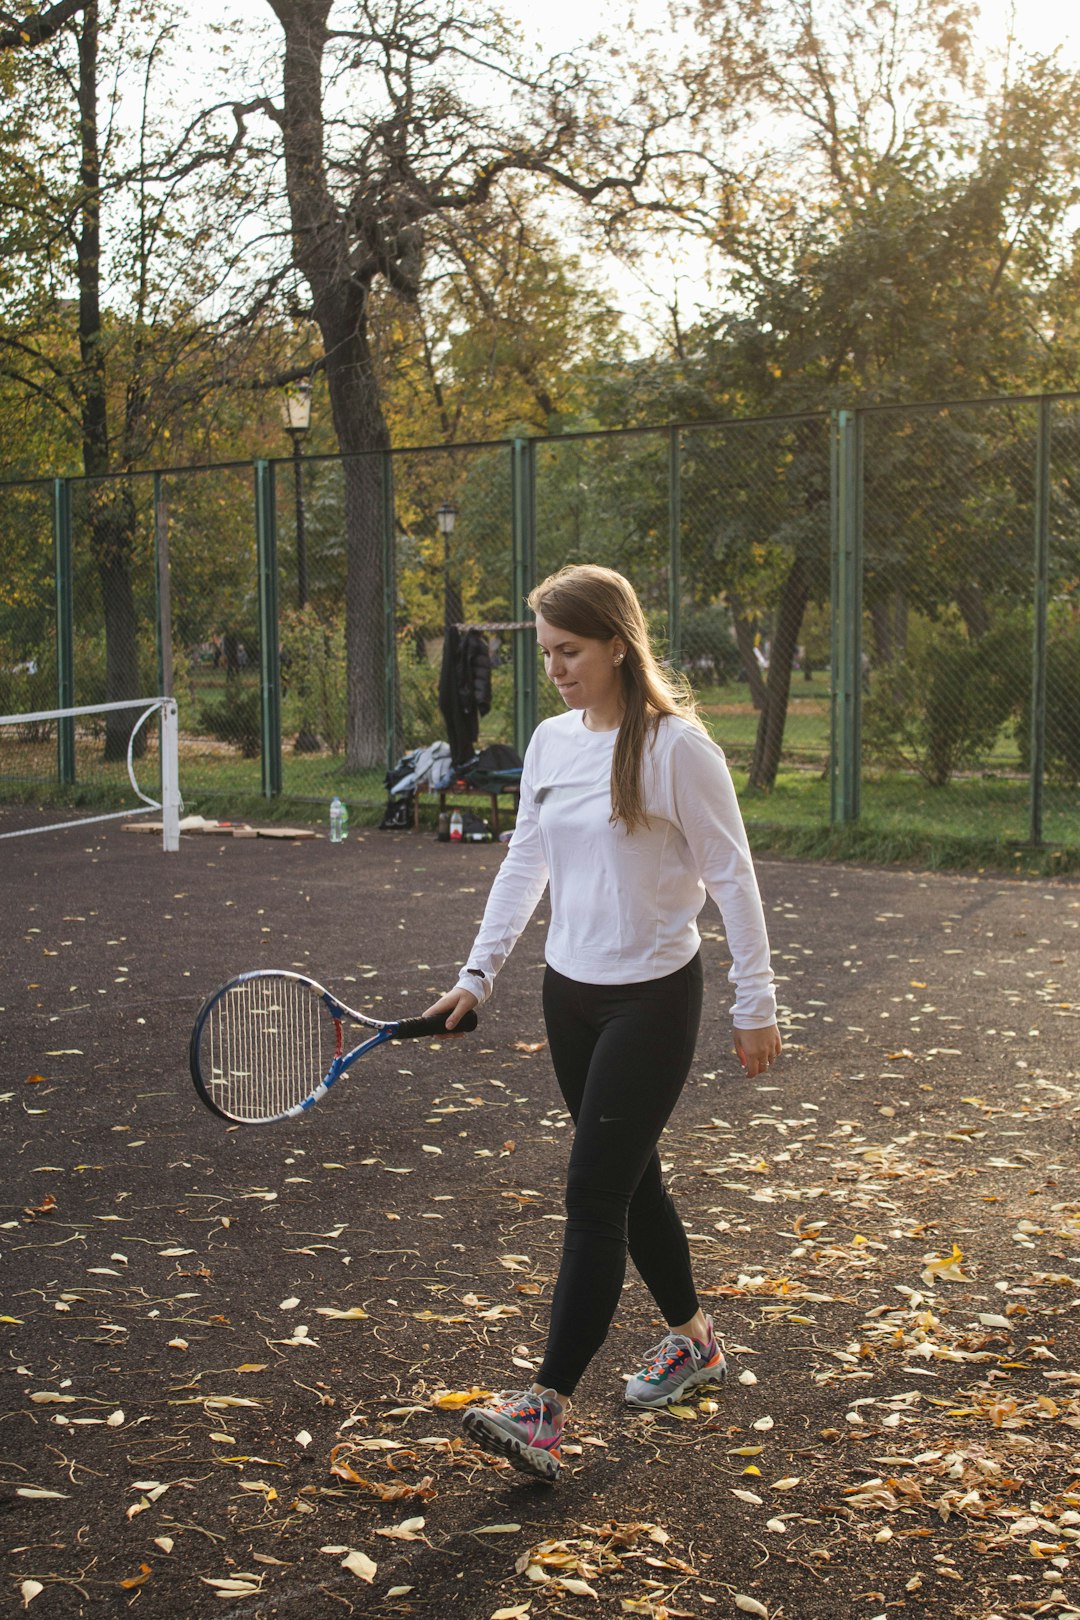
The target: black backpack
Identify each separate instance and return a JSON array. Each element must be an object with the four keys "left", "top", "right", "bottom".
[{"left": 378, "top": 792, "right": 414, "bottom": 830}]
